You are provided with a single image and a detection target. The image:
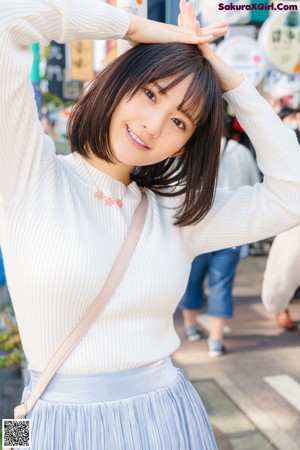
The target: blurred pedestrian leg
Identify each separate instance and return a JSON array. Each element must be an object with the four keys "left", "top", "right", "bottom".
[{"left": 262, "top": 225, "right": 300, "bottom": 330}]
